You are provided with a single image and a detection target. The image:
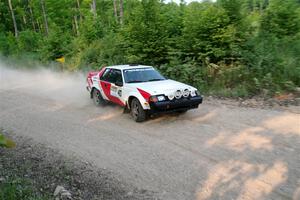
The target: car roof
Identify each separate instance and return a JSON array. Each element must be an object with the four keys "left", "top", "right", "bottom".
[{"left": 106, "top": 64, "right": 153, "bottom": 70}]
